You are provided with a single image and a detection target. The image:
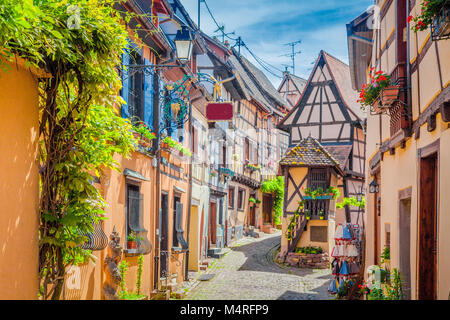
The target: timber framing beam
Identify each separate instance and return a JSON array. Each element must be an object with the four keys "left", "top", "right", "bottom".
[{"left": 369, "top": 87, "right": 449, "bottom": 171}]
